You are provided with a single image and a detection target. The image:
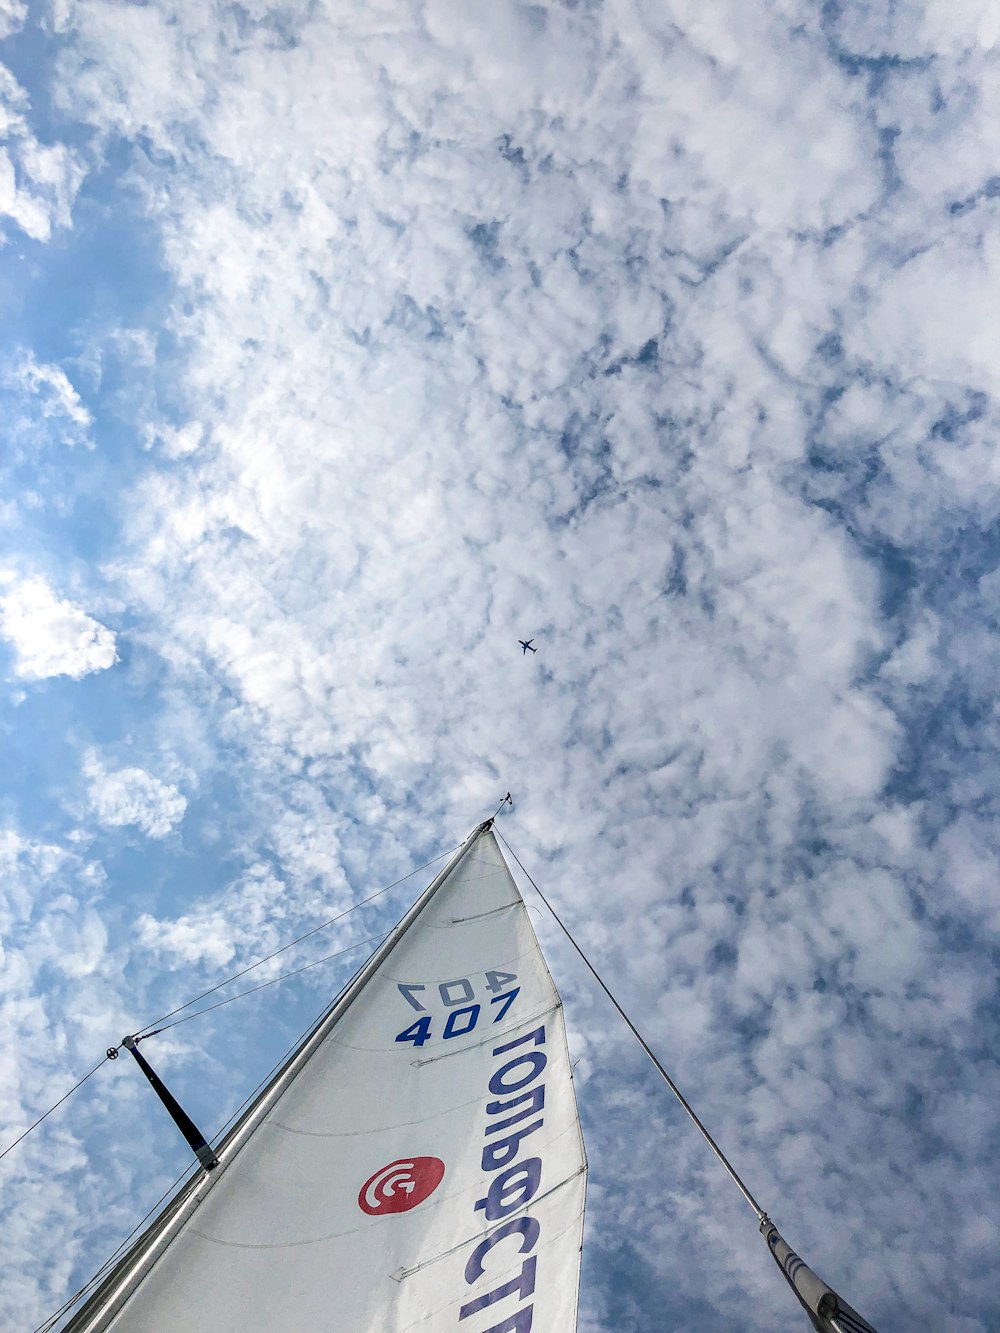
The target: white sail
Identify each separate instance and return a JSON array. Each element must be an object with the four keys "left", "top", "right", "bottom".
[{"left": 66, "top": 822, "right": 587, "bottom": 1333}]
